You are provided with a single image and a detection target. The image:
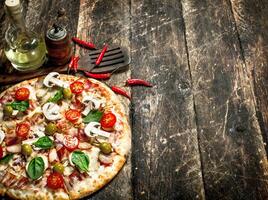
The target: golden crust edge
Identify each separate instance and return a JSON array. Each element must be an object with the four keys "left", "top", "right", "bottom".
[{"left": 69, "top": 155, "right": 126, "bottom": 199}]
